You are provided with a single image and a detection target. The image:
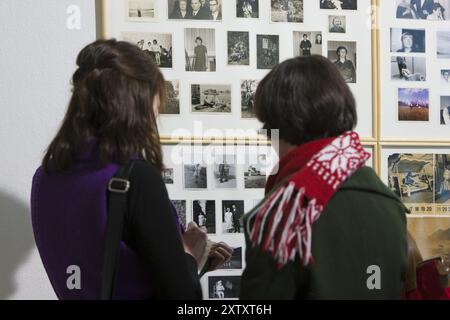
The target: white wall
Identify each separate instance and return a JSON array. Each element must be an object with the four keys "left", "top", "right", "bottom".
[{"left": 0, "top": 0, "right": 97, "bottom": 299}]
